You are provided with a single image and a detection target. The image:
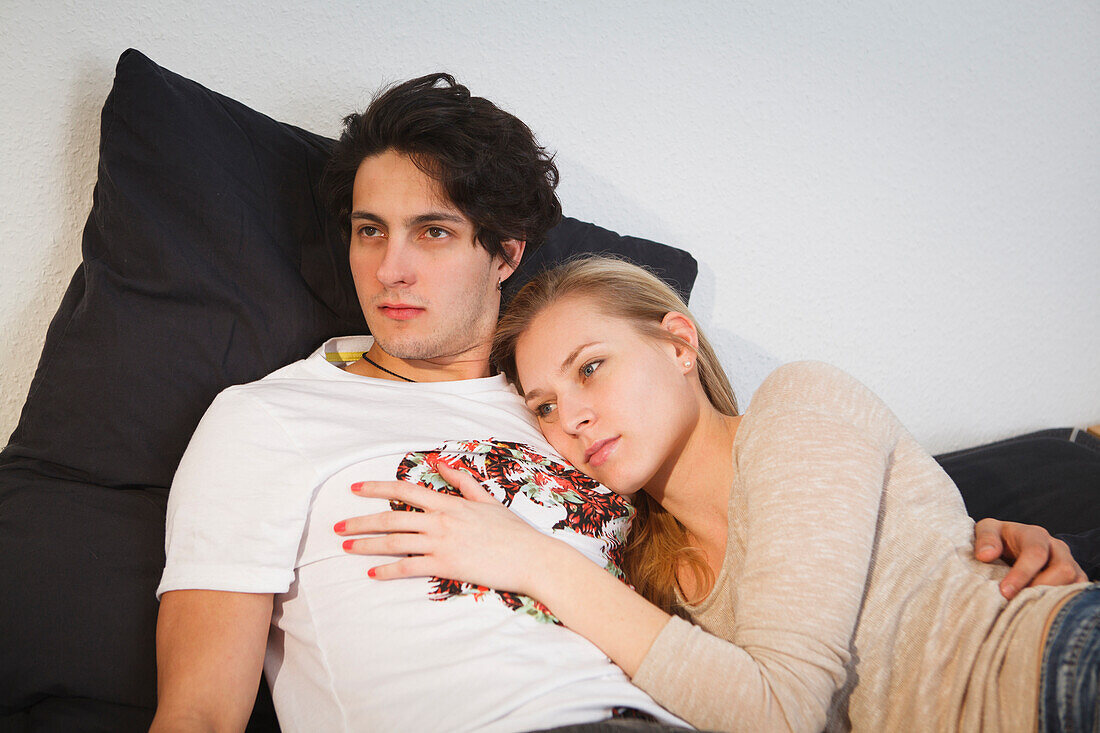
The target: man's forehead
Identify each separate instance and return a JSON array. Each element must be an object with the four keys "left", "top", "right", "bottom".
[{"left": 352, "top": 152, "right": 468, "bottom": 224}]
